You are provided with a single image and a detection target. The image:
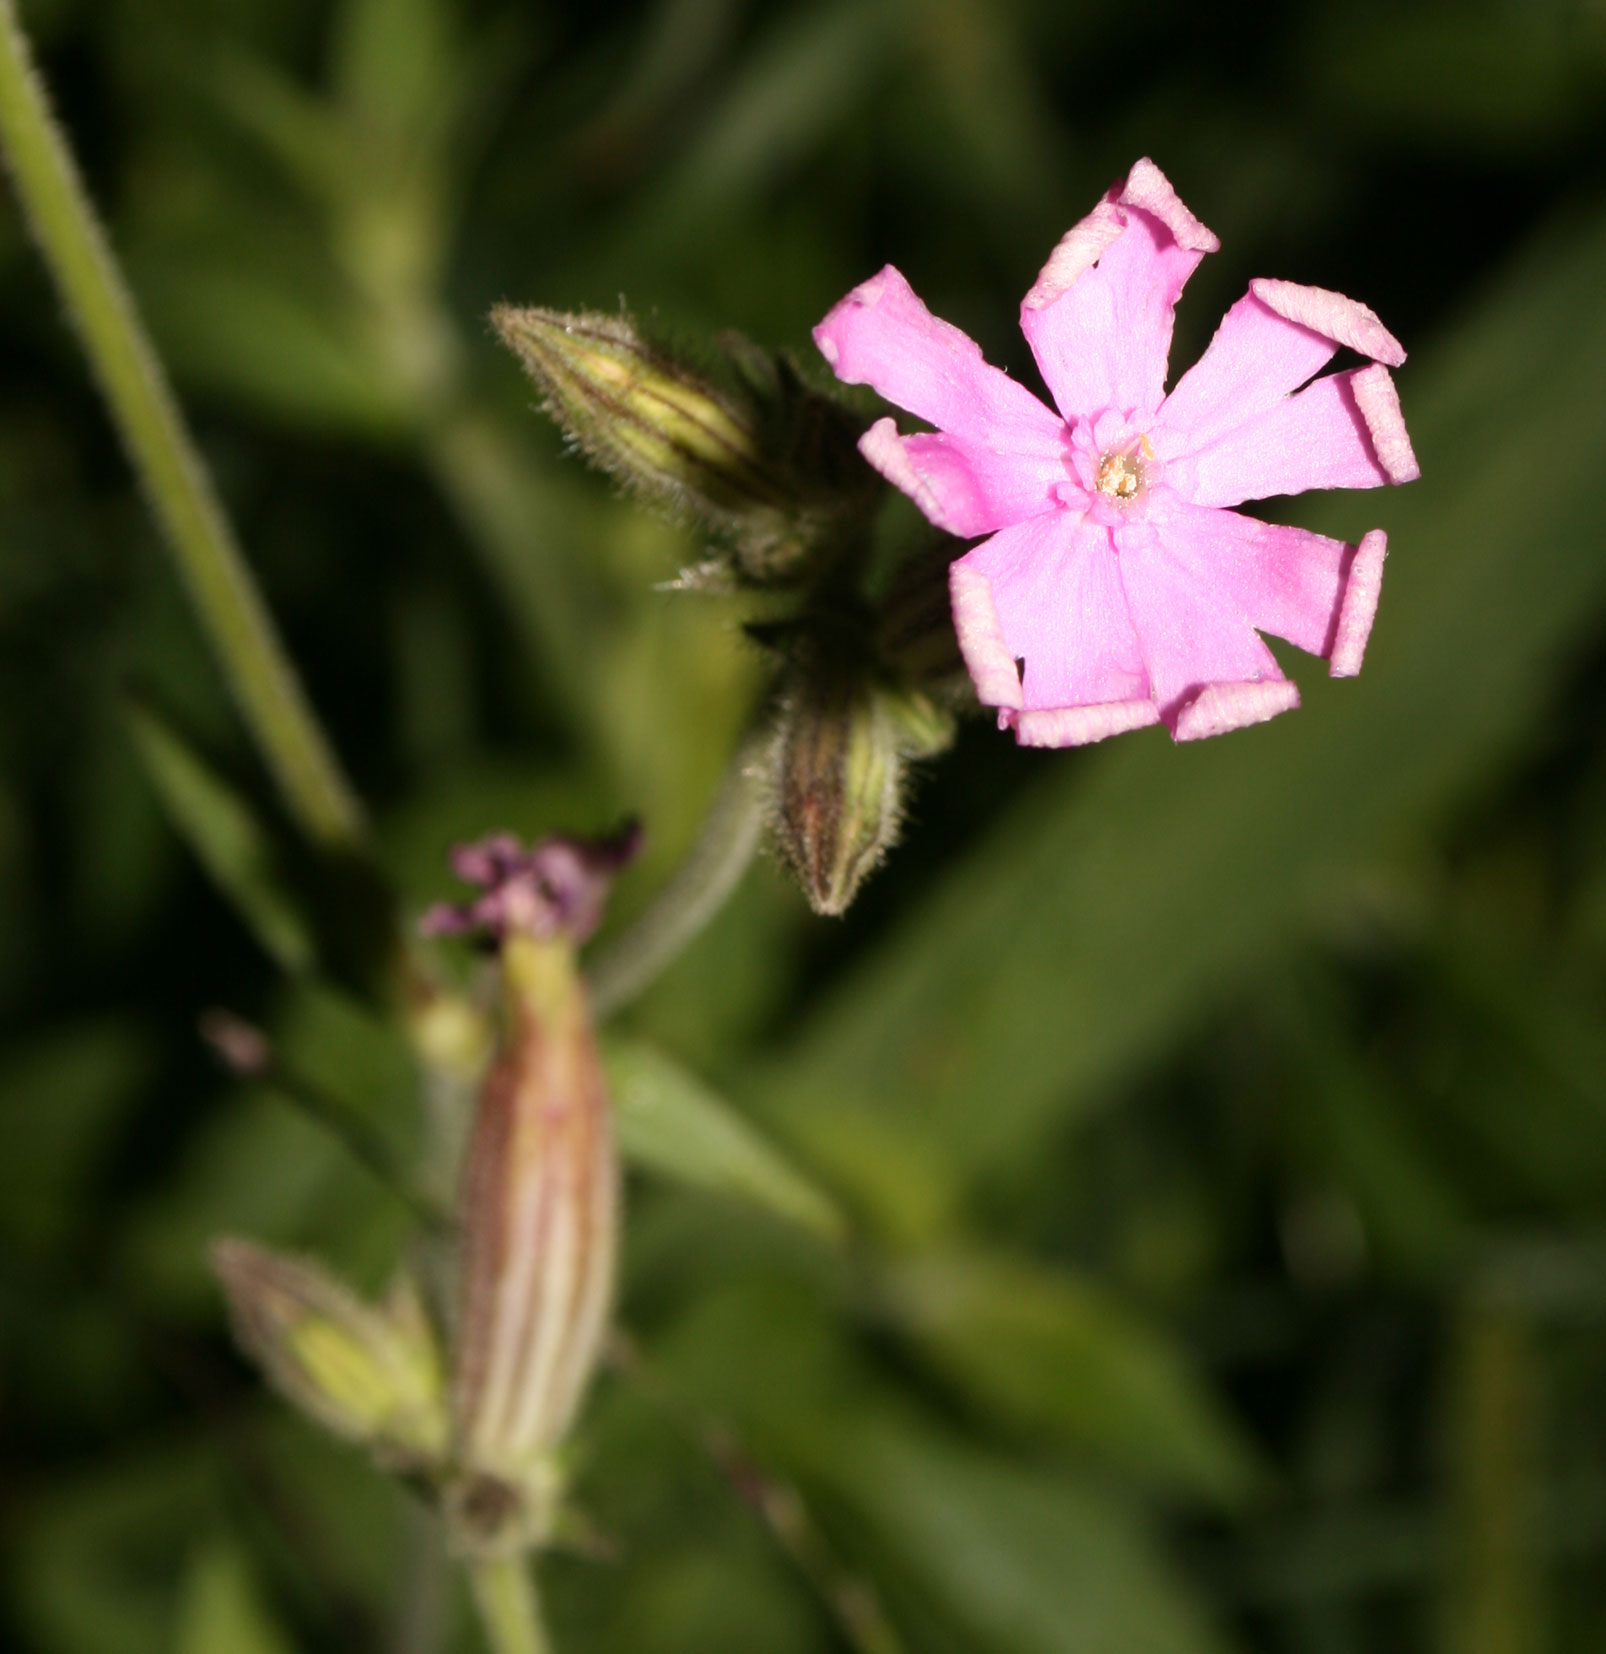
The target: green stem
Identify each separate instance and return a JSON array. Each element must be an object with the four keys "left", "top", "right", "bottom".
[
  {"left": 585, "top": 731, "right": 768, "bottom": 1017},
  {"left": 467, "top": 1556, "right": 551, "bottom": 1654},
  {"left": 0, "top": 0, "right": 363, "bottom": 851}
]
